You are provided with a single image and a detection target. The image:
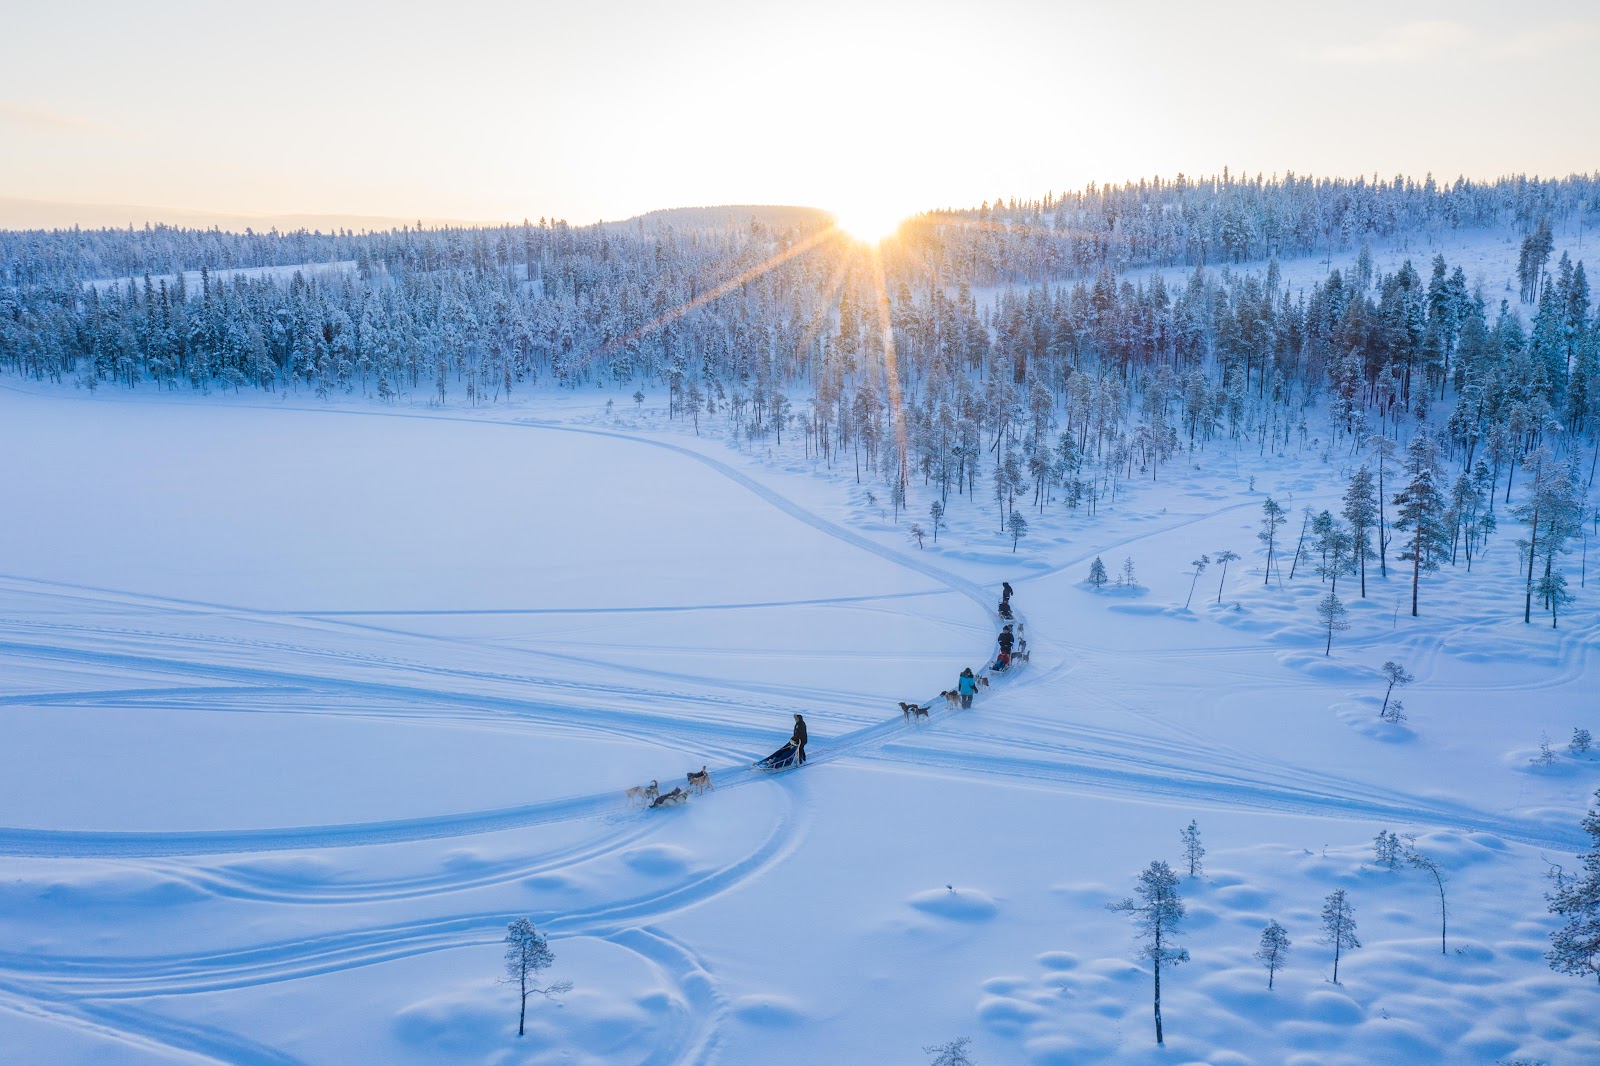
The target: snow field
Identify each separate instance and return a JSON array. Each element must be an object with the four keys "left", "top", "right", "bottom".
[{"left": 0, "top": 379, "right": 1596, "bottom": 1064}]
